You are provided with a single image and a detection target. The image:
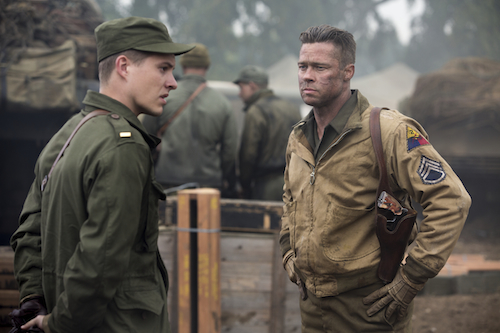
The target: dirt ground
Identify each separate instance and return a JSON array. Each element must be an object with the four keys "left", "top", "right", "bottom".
[{"left": 411, "top": 216, "right": 500, "bottom": 333}]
